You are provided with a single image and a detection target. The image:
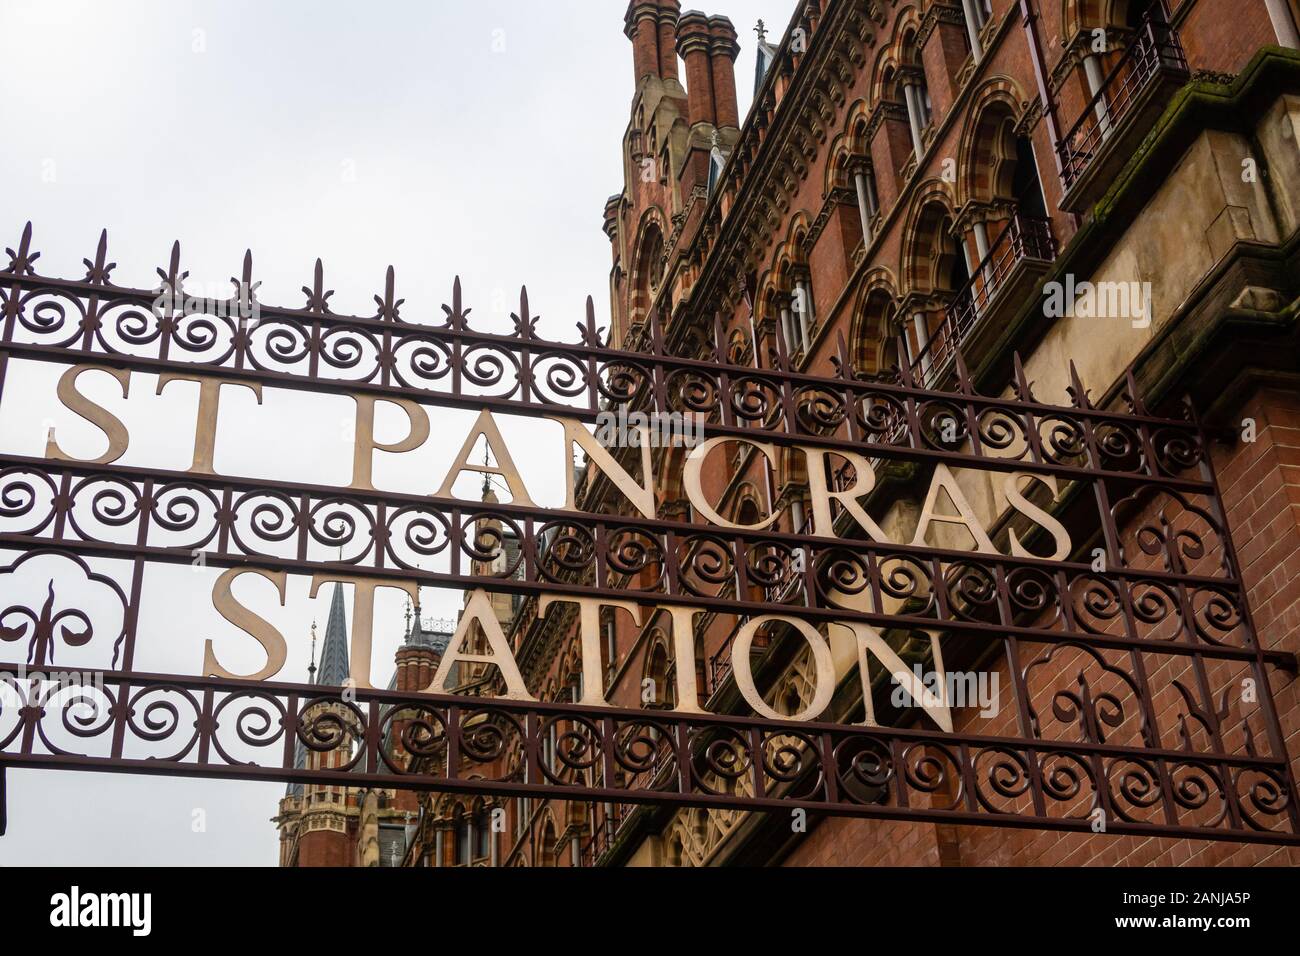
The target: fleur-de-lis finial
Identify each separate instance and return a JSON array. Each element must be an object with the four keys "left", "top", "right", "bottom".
[
  {"left": 374, "top": 265, "right": 405, "bottom": 322},
  {"left": 755, "top": 19, "right": 768, "bottom": 43},
  {"left": 82, "top": 229, "right": 117, "bottom": 285},
  {"left": 4, "top": 221, "right": 40, "bottom": 276},
  {"left": 441, "top": 276, "right": 471, "bottom": 330},
  {"left": 155, "top": 239, "right": 188, "bottom": 294},
  {"left": 511, "top": 286, "right": 538, "bottom": 338},
  {"left": 302, "top": 258, "right": 334, "bottom": 314},
  {"left": 229, "top": 249, "right": 262, "bottom": 323}
]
